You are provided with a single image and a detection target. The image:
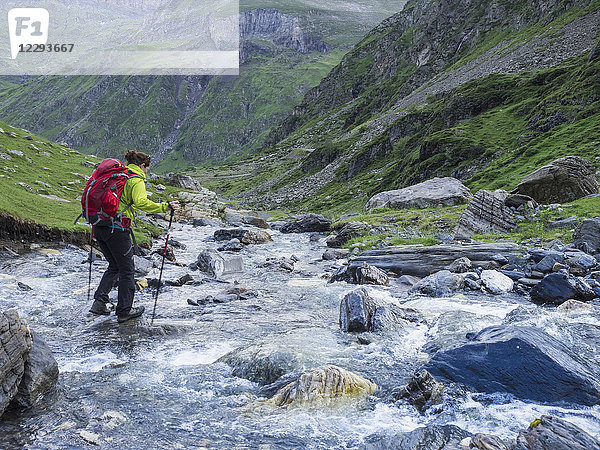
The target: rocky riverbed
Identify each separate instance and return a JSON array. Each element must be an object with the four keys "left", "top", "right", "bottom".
[{"left": 0, "top": 217, "right": 600, "bottom": 448}]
